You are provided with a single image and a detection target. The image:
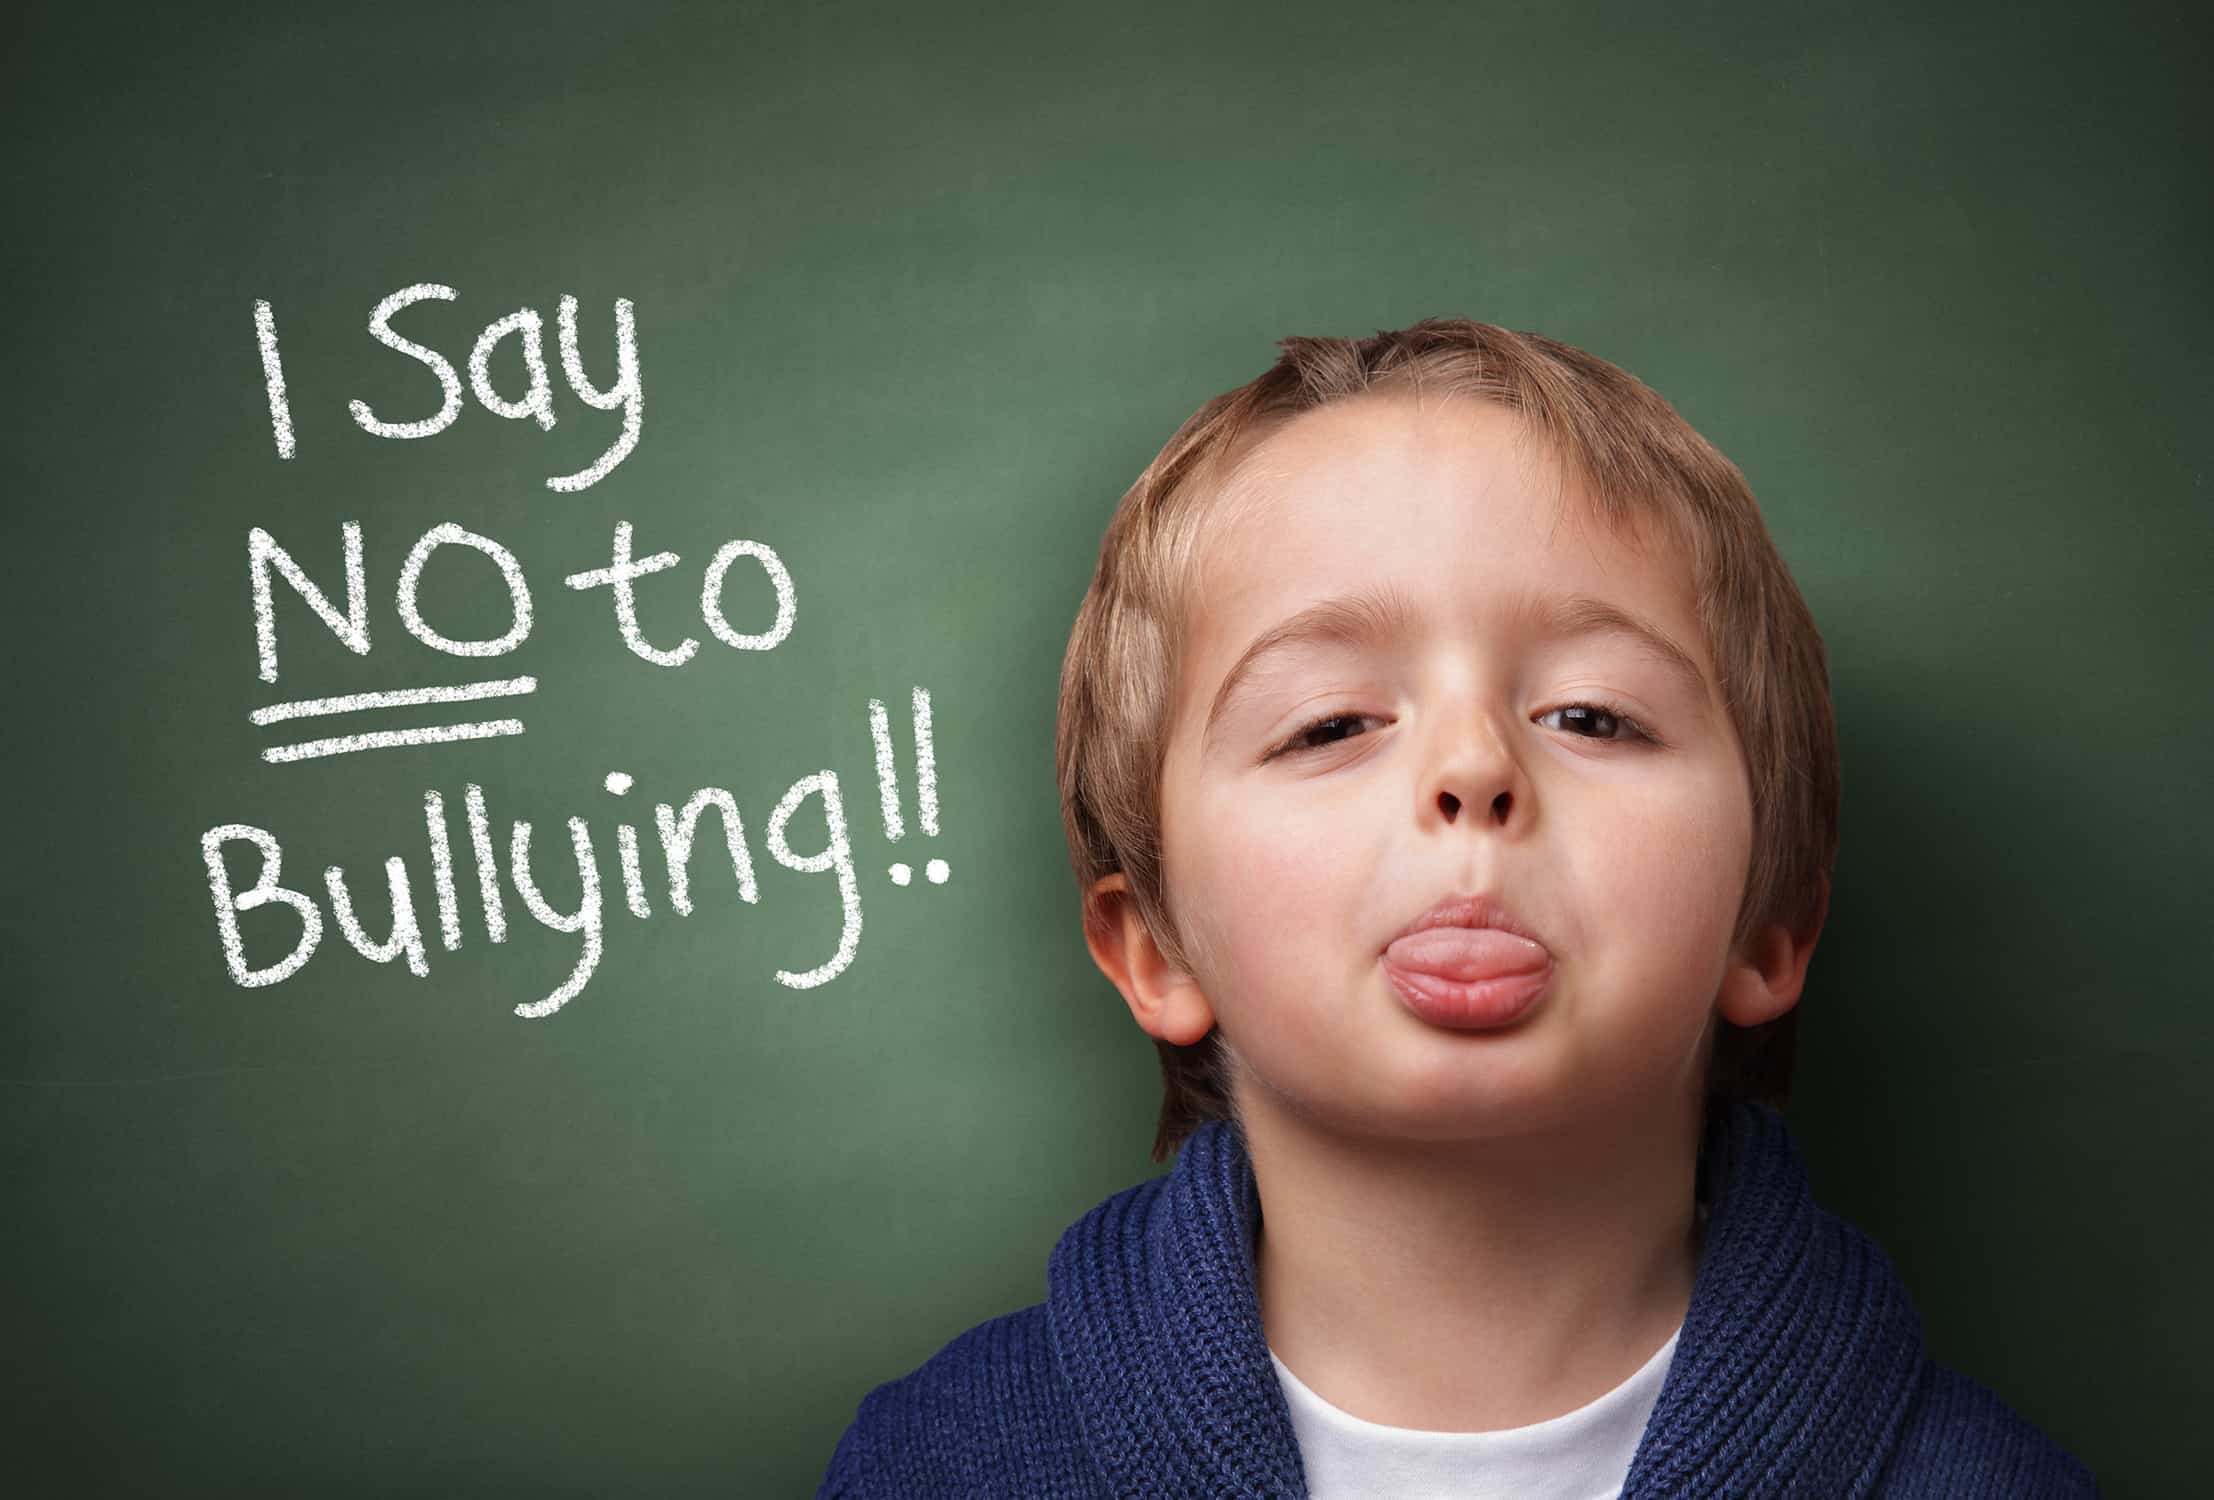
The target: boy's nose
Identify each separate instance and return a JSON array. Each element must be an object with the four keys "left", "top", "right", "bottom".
[
  {"left": 1420, "top": 707, "right": 1524, "bottom": 827},
  {"left": 1436, "top": 783, "right": 1515, "bottom": 825}
]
